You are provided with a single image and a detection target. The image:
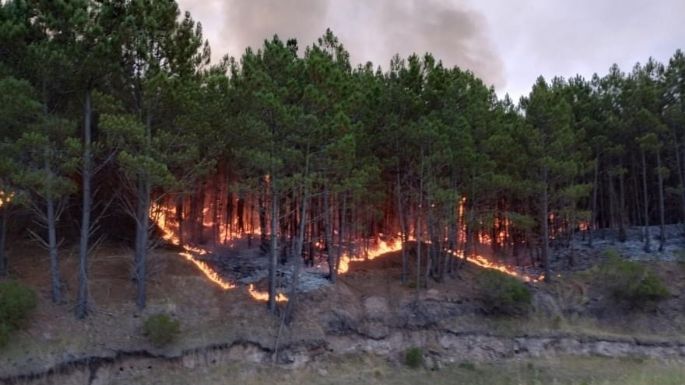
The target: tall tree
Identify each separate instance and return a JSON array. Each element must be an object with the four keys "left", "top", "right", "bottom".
[{"left": 522, "top": 77, "right": 577, "bottom": 281}]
